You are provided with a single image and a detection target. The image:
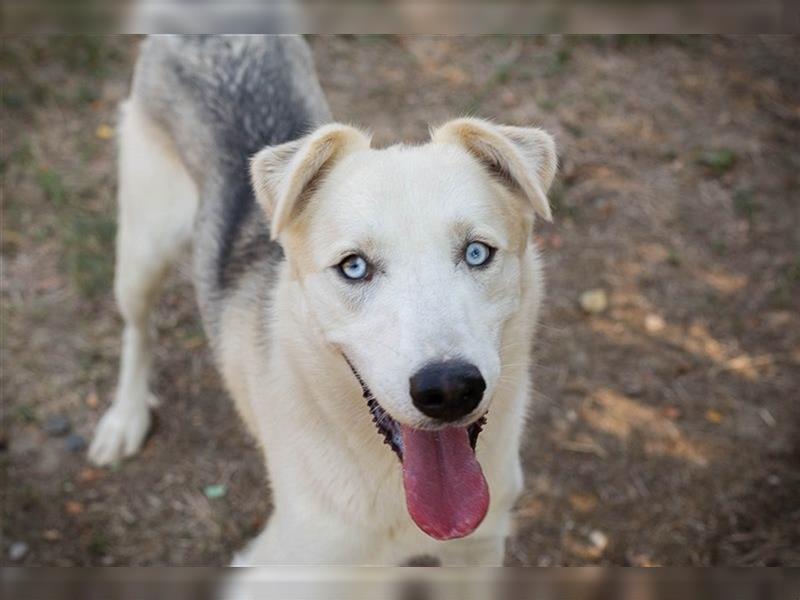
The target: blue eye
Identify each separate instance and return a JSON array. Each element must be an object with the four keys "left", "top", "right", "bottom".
[
  {"left": 339, "top": 254, "right": 370, "bottom": 281},
  {"left": 465, "top": 241, "right": 493, "bottom": 267}
]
